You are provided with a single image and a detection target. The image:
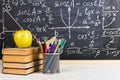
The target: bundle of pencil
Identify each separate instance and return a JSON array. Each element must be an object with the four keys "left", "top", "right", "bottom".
[
  {"left": 37, "top": 36, "right": 66, "bottom": 73},
  {"left": 2, "top": 47, "right": 43, "bottom": 75}
]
